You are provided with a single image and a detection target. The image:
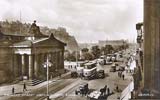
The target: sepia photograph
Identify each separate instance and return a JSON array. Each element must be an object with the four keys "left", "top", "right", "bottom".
[{"left": 0, "top": 0, "right": 159, "bottom": 100}]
